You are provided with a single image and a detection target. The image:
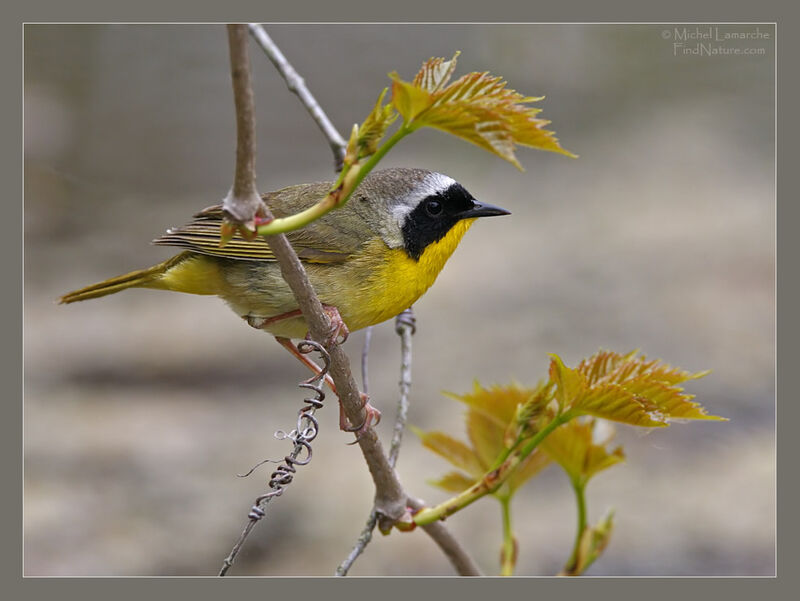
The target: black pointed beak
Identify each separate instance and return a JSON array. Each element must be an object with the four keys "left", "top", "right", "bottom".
[{"left": 458, "top": 200, "right": 511, "bottom": 219}]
